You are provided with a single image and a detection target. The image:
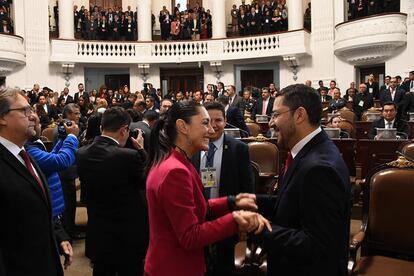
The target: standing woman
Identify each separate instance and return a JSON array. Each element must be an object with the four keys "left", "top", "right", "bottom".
[{"left": 145, "top": 101, "right": 270, "bottom": 276}]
